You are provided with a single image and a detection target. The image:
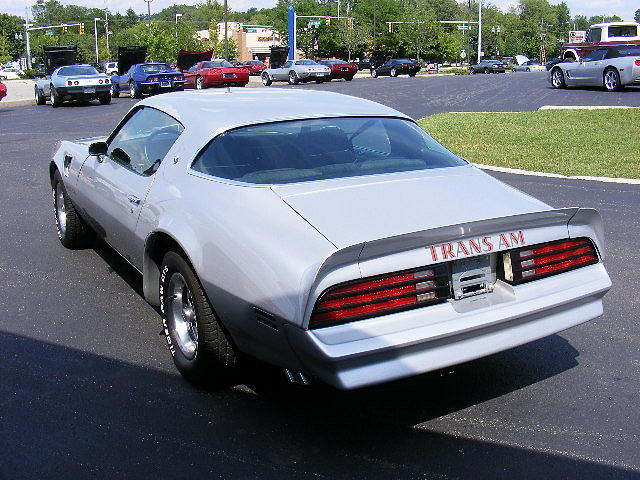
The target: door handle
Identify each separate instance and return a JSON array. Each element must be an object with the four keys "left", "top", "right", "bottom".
[{"left": 127, "top": 195, "right": 141, "bottom": 205}]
